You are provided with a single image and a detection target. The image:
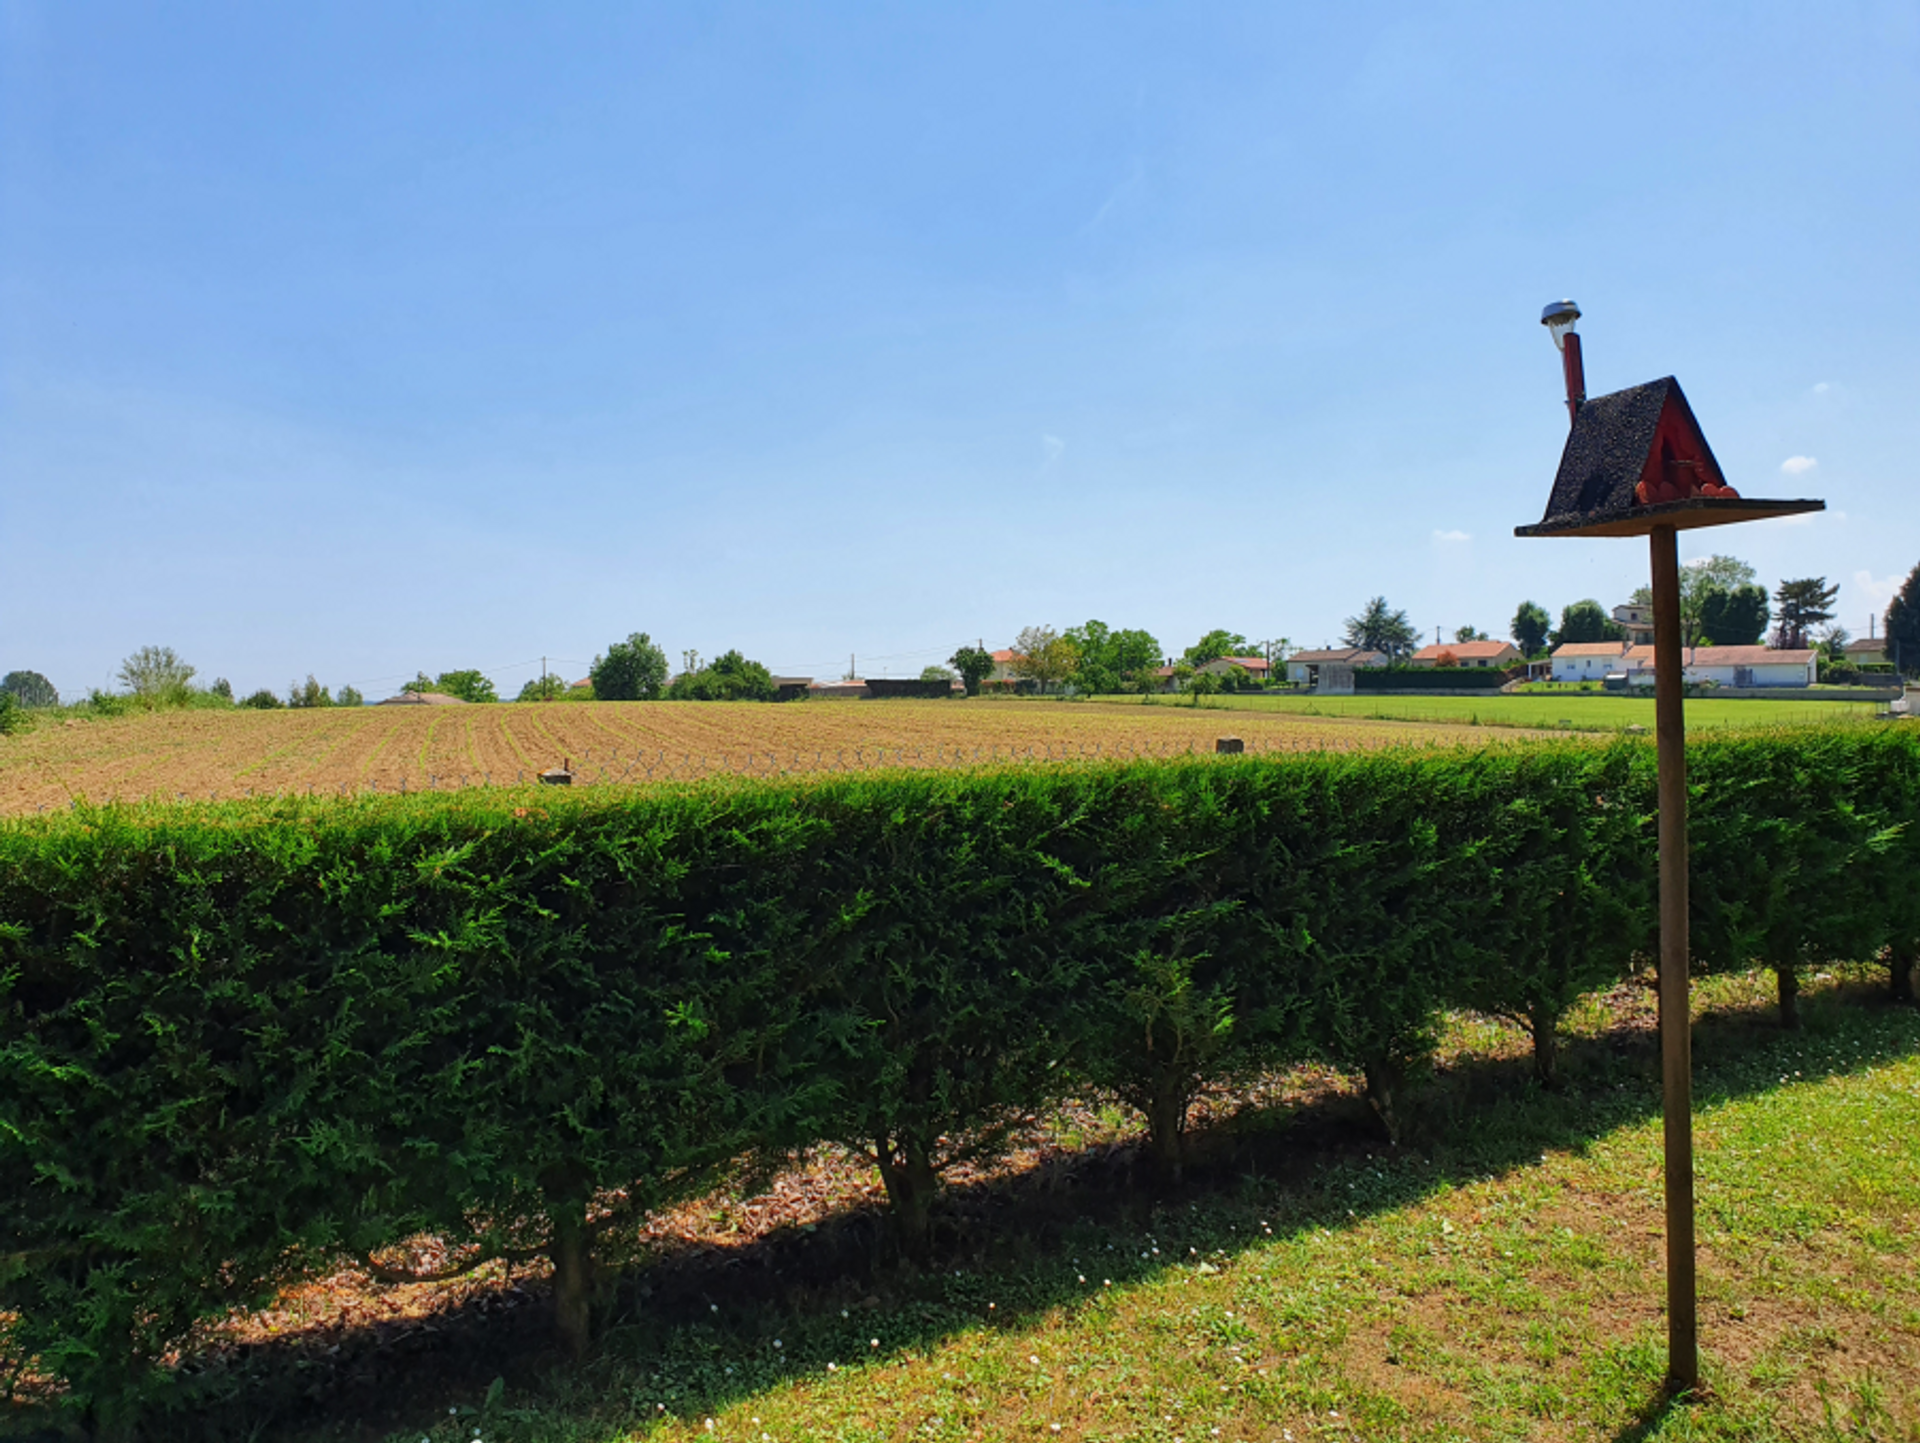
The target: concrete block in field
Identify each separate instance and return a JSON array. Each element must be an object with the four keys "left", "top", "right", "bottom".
[{"left": 1215, "top": 737, "right": 1245, "bottom": 754}]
